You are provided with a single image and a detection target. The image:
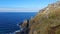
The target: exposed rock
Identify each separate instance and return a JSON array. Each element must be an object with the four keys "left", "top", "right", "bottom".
[{"left": 16, "top": 19, "right": 30, "bottom": 34}]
